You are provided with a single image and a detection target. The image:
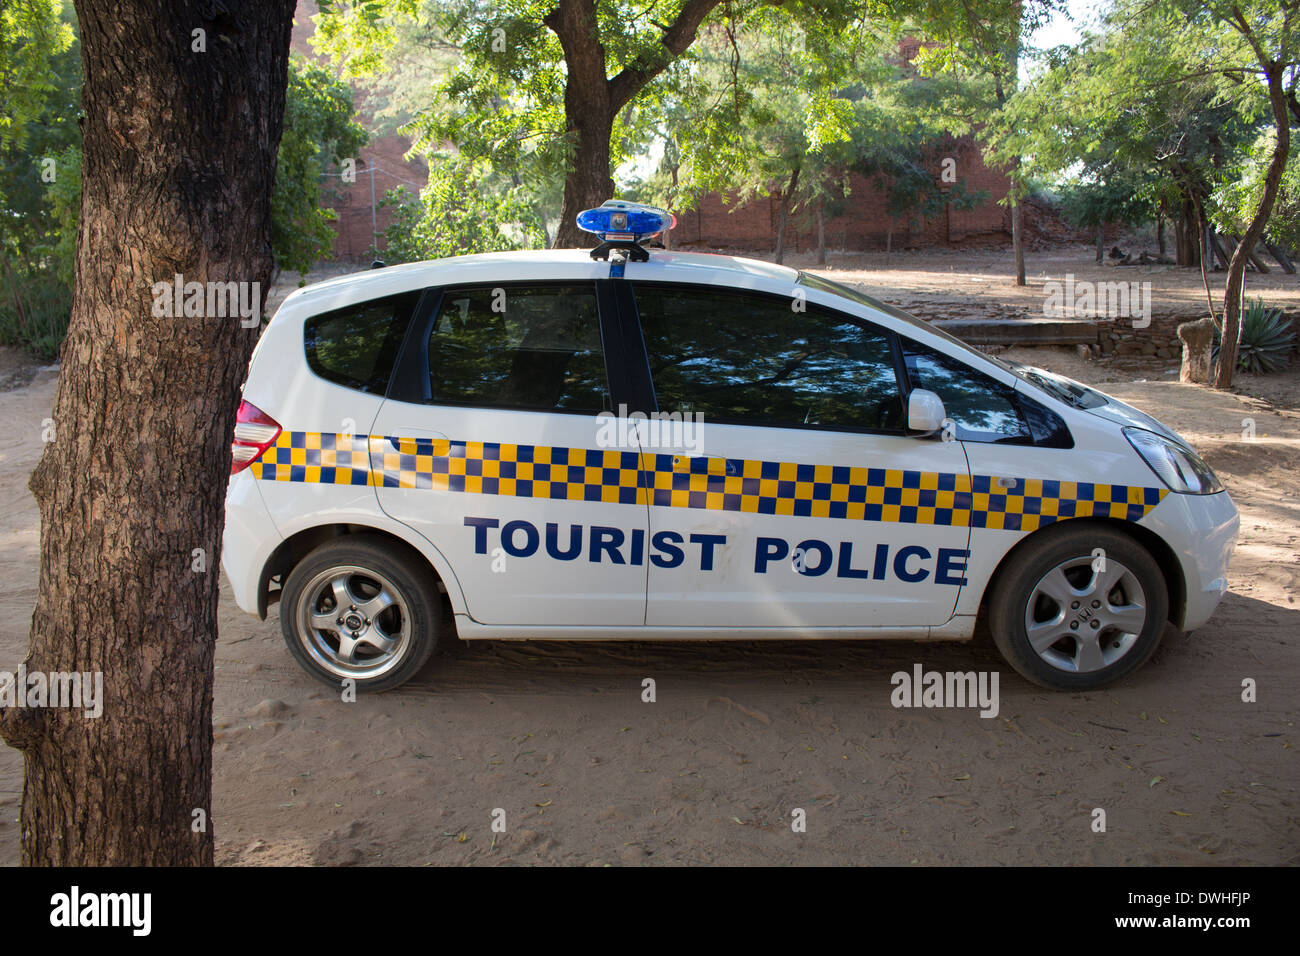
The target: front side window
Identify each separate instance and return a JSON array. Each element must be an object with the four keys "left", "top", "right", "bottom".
[
  {"left": 303, "top": 291, "right": 421, "bottom": 394},
  {"left": 633, "top": 284, "right": 904, "bottom": 432},
  {"left": 900, "top": 339, "right": 1030, "bottom": 442},
  {"left": 427, "top": 284, "right": 608, "bottom": 412}
]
